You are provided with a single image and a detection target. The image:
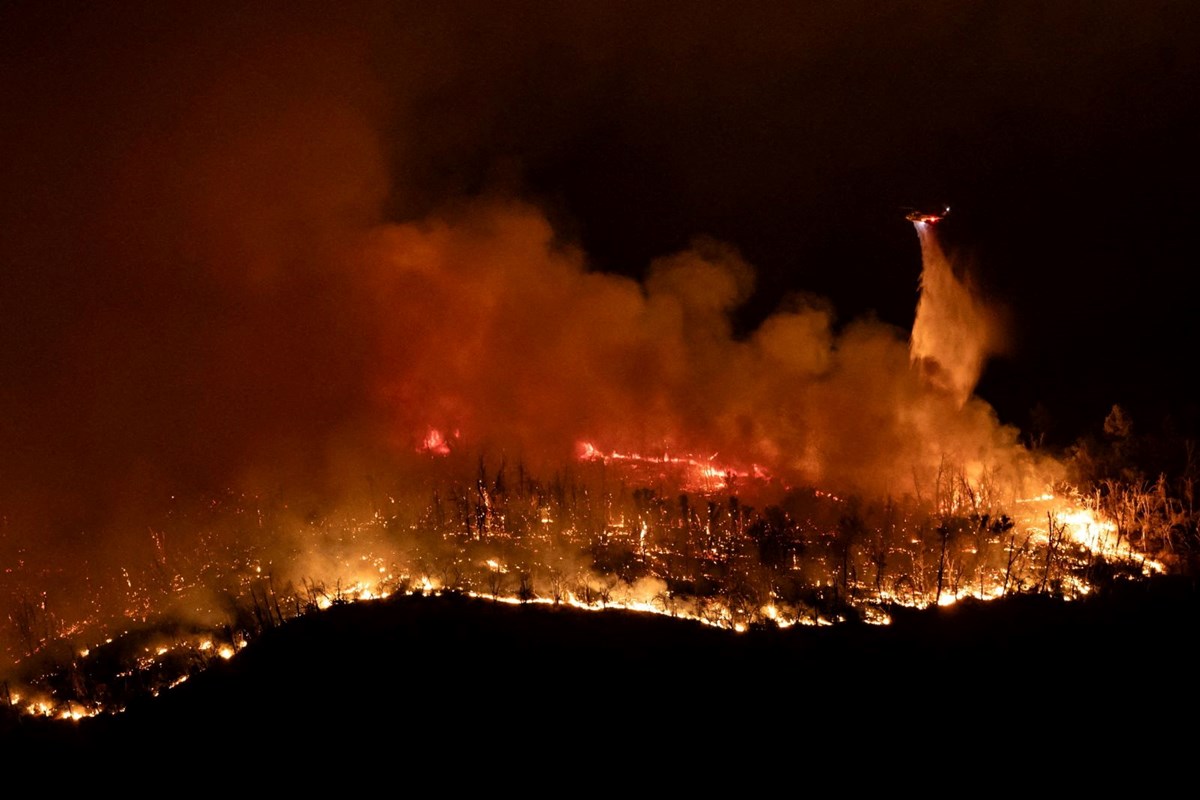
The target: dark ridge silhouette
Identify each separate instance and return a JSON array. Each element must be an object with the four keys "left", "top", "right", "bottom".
[{"left": 6, "top": 578, "right": 1199, "bottom": 768}]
